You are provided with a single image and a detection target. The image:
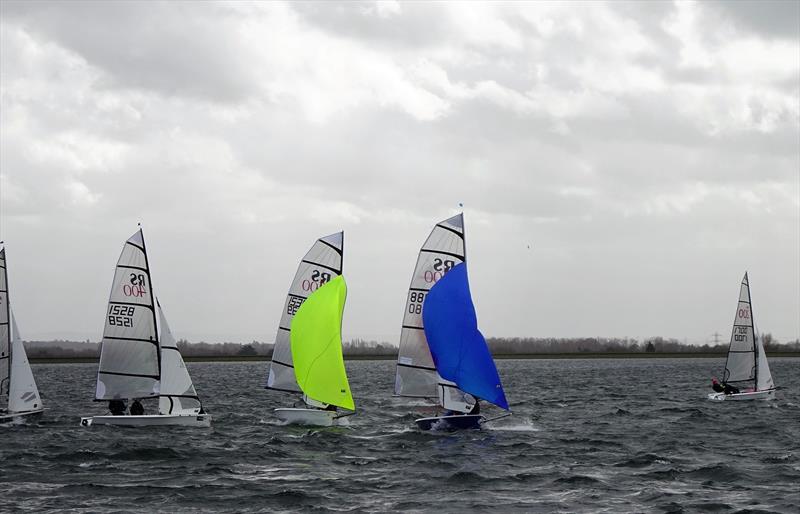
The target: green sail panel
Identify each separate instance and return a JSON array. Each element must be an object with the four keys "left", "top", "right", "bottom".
[{"left": 290, "top": 275, "right": 354, "bottom": 410}]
